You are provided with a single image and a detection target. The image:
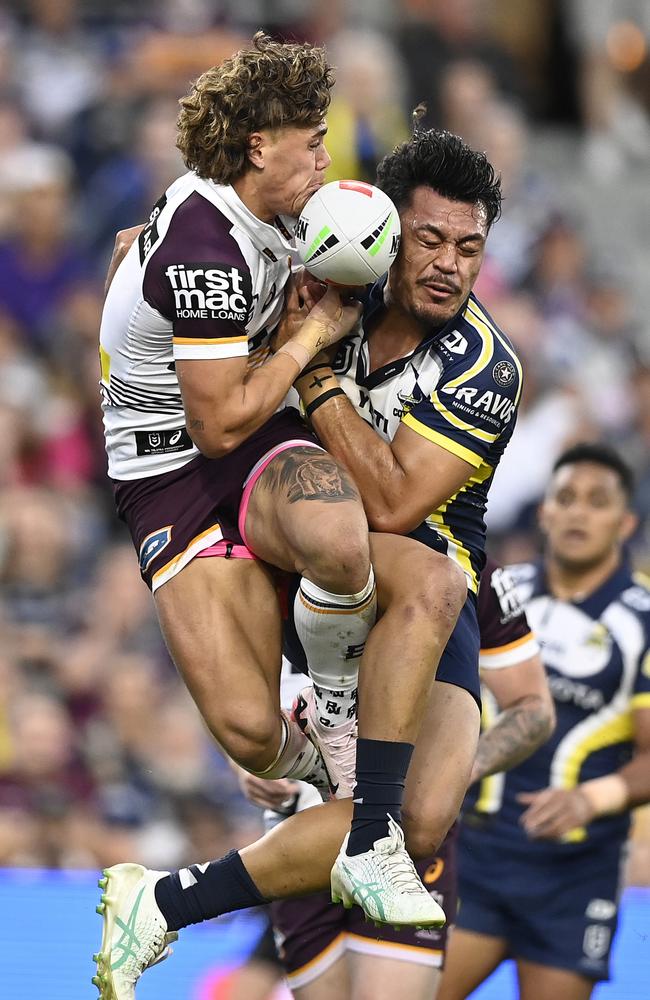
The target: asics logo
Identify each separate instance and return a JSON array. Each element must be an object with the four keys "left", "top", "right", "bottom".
[
  {"left": 111, "top": 887, "right": 144, "bottom": 971},
  {"left": 341, "top": 863, "right": 387, "bottom": 920}
]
